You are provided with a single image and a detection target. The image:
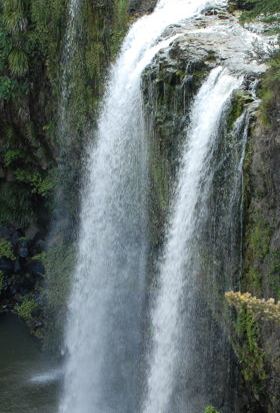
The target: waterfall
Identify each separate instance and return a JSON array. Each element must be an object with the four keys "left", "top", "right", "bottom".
[
  {"left": 49, "top": 0, "right": 83, "bottom": 242},
  {"left": 59, "top": 1, "right": 228, "bottom": 413},
  {"left": 143, "top": 67, "right": 243, "bottom": 413},
  {"left": 60, "top": 0, "right": 82, "bottom": 130}
]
